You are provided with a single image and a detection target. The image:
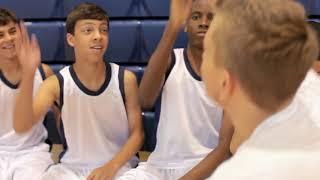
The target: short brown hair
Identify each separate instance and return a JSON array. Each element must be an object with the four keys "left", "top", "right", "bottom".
[
  {"left": 66, "top": 2, "right": 109, "bottom": 34},
  {"left": 0, "top": 8, "right": 18, "bottom": 26},
  {"left": 211, "top": 0, "right": 319, "bottom": 111}
]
